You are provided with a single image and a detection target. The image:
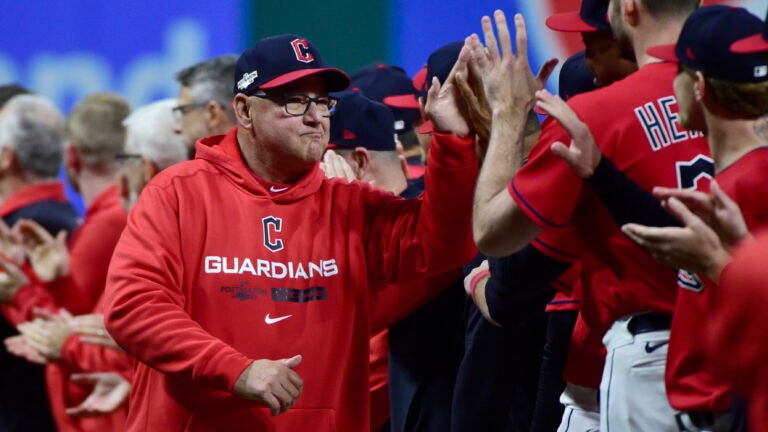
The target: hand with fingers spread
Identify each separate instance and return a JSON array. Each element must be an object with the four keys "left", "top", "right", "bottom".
[
  {"left": 234, "top": 355, "right": 304, "bottom": 416},
  {"left": 66, "top": 372, "right": 131, "bottom": 417},
  {"left": 422, "top": 44, "right": 473, "bottom": 137},
  {"left": 17, "top": 317, "right": 72, "bottom": 361},
  {"left": 15, "top": 219, "right": 69, "bottom": 282},
  {"left": 0, "top": 219, "right": 26, "bottom": 265},
  {"left": 0, "top": 255, "right": 30, "bottom": 303},
  {"left": 455, "top": 57, "right": 491, "bottom": 148},
  {"left": 653, "top": 180, "right": 749, "bottom": 247},
  {"left": 537, "top": 89, "right": 602, "bottom": 178},
  {"left": 4, "top": 334, "right": 47, "bottom": 365},
  {"left": 467, "top": 11, "right": 557, "bottom": 115},
  {"left": 321, "top": 150, "right": 357, "bottom": 182},
  {"left": 622, "top": 197, "right": 731, "bottom": 280}
]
